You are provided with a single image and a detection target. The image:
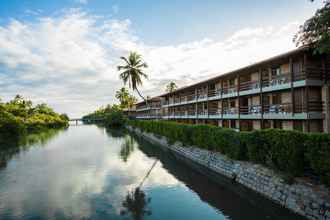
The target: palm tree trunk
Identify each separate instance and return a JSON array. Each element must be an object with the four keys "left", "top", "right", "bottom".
[
  {"left": 135, "top": 88, "right": 150, "bottom": 117},
  {"left": 138, "top": 159, "right": 158, "bottom": 188}
]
